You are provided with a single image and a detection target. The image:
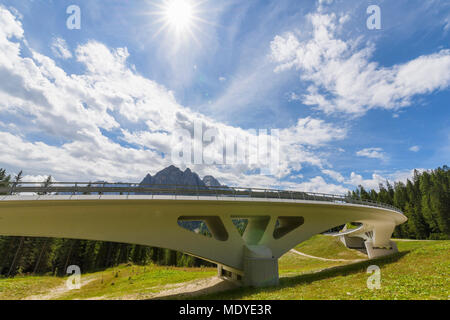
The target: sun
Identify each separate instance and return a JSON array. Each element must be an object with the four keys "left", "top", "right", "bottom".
[
  {"left": 148, "top": 0, "right": 205, "bottom": 41},
  {"left": 164, "top": 0, "right": 194, "bottom": 32}
]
